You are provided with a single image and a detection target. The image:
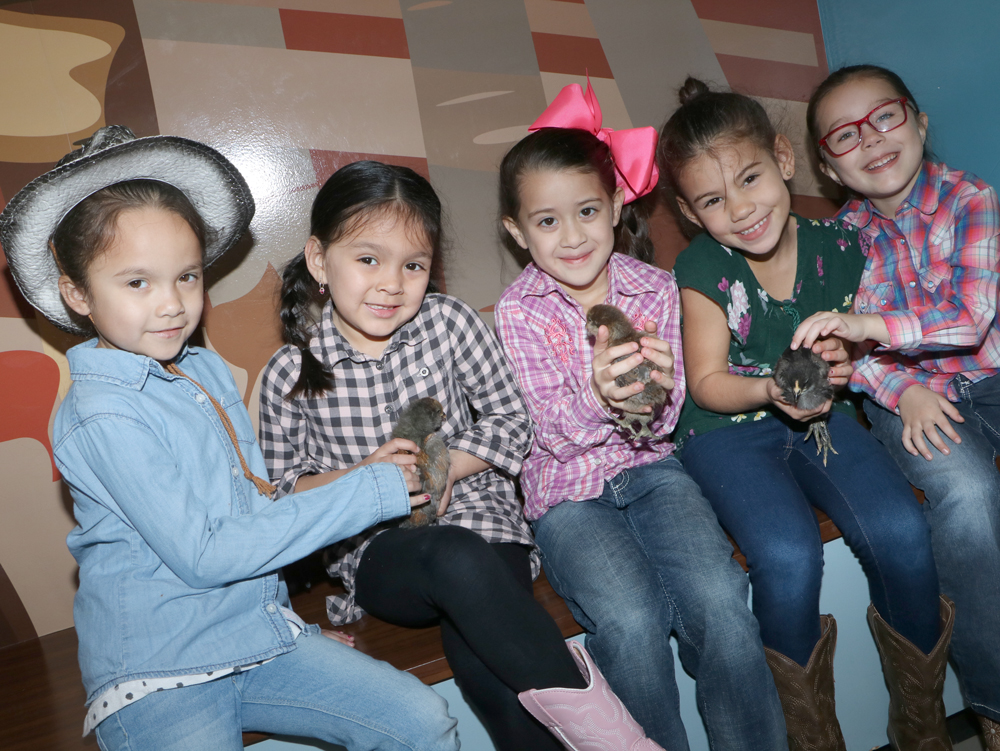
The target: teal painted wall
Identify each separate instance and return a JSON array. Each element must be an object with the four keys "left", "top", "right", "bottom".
[{"left": 818, "top": 0, "right": 1000, "bottom": 187}]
